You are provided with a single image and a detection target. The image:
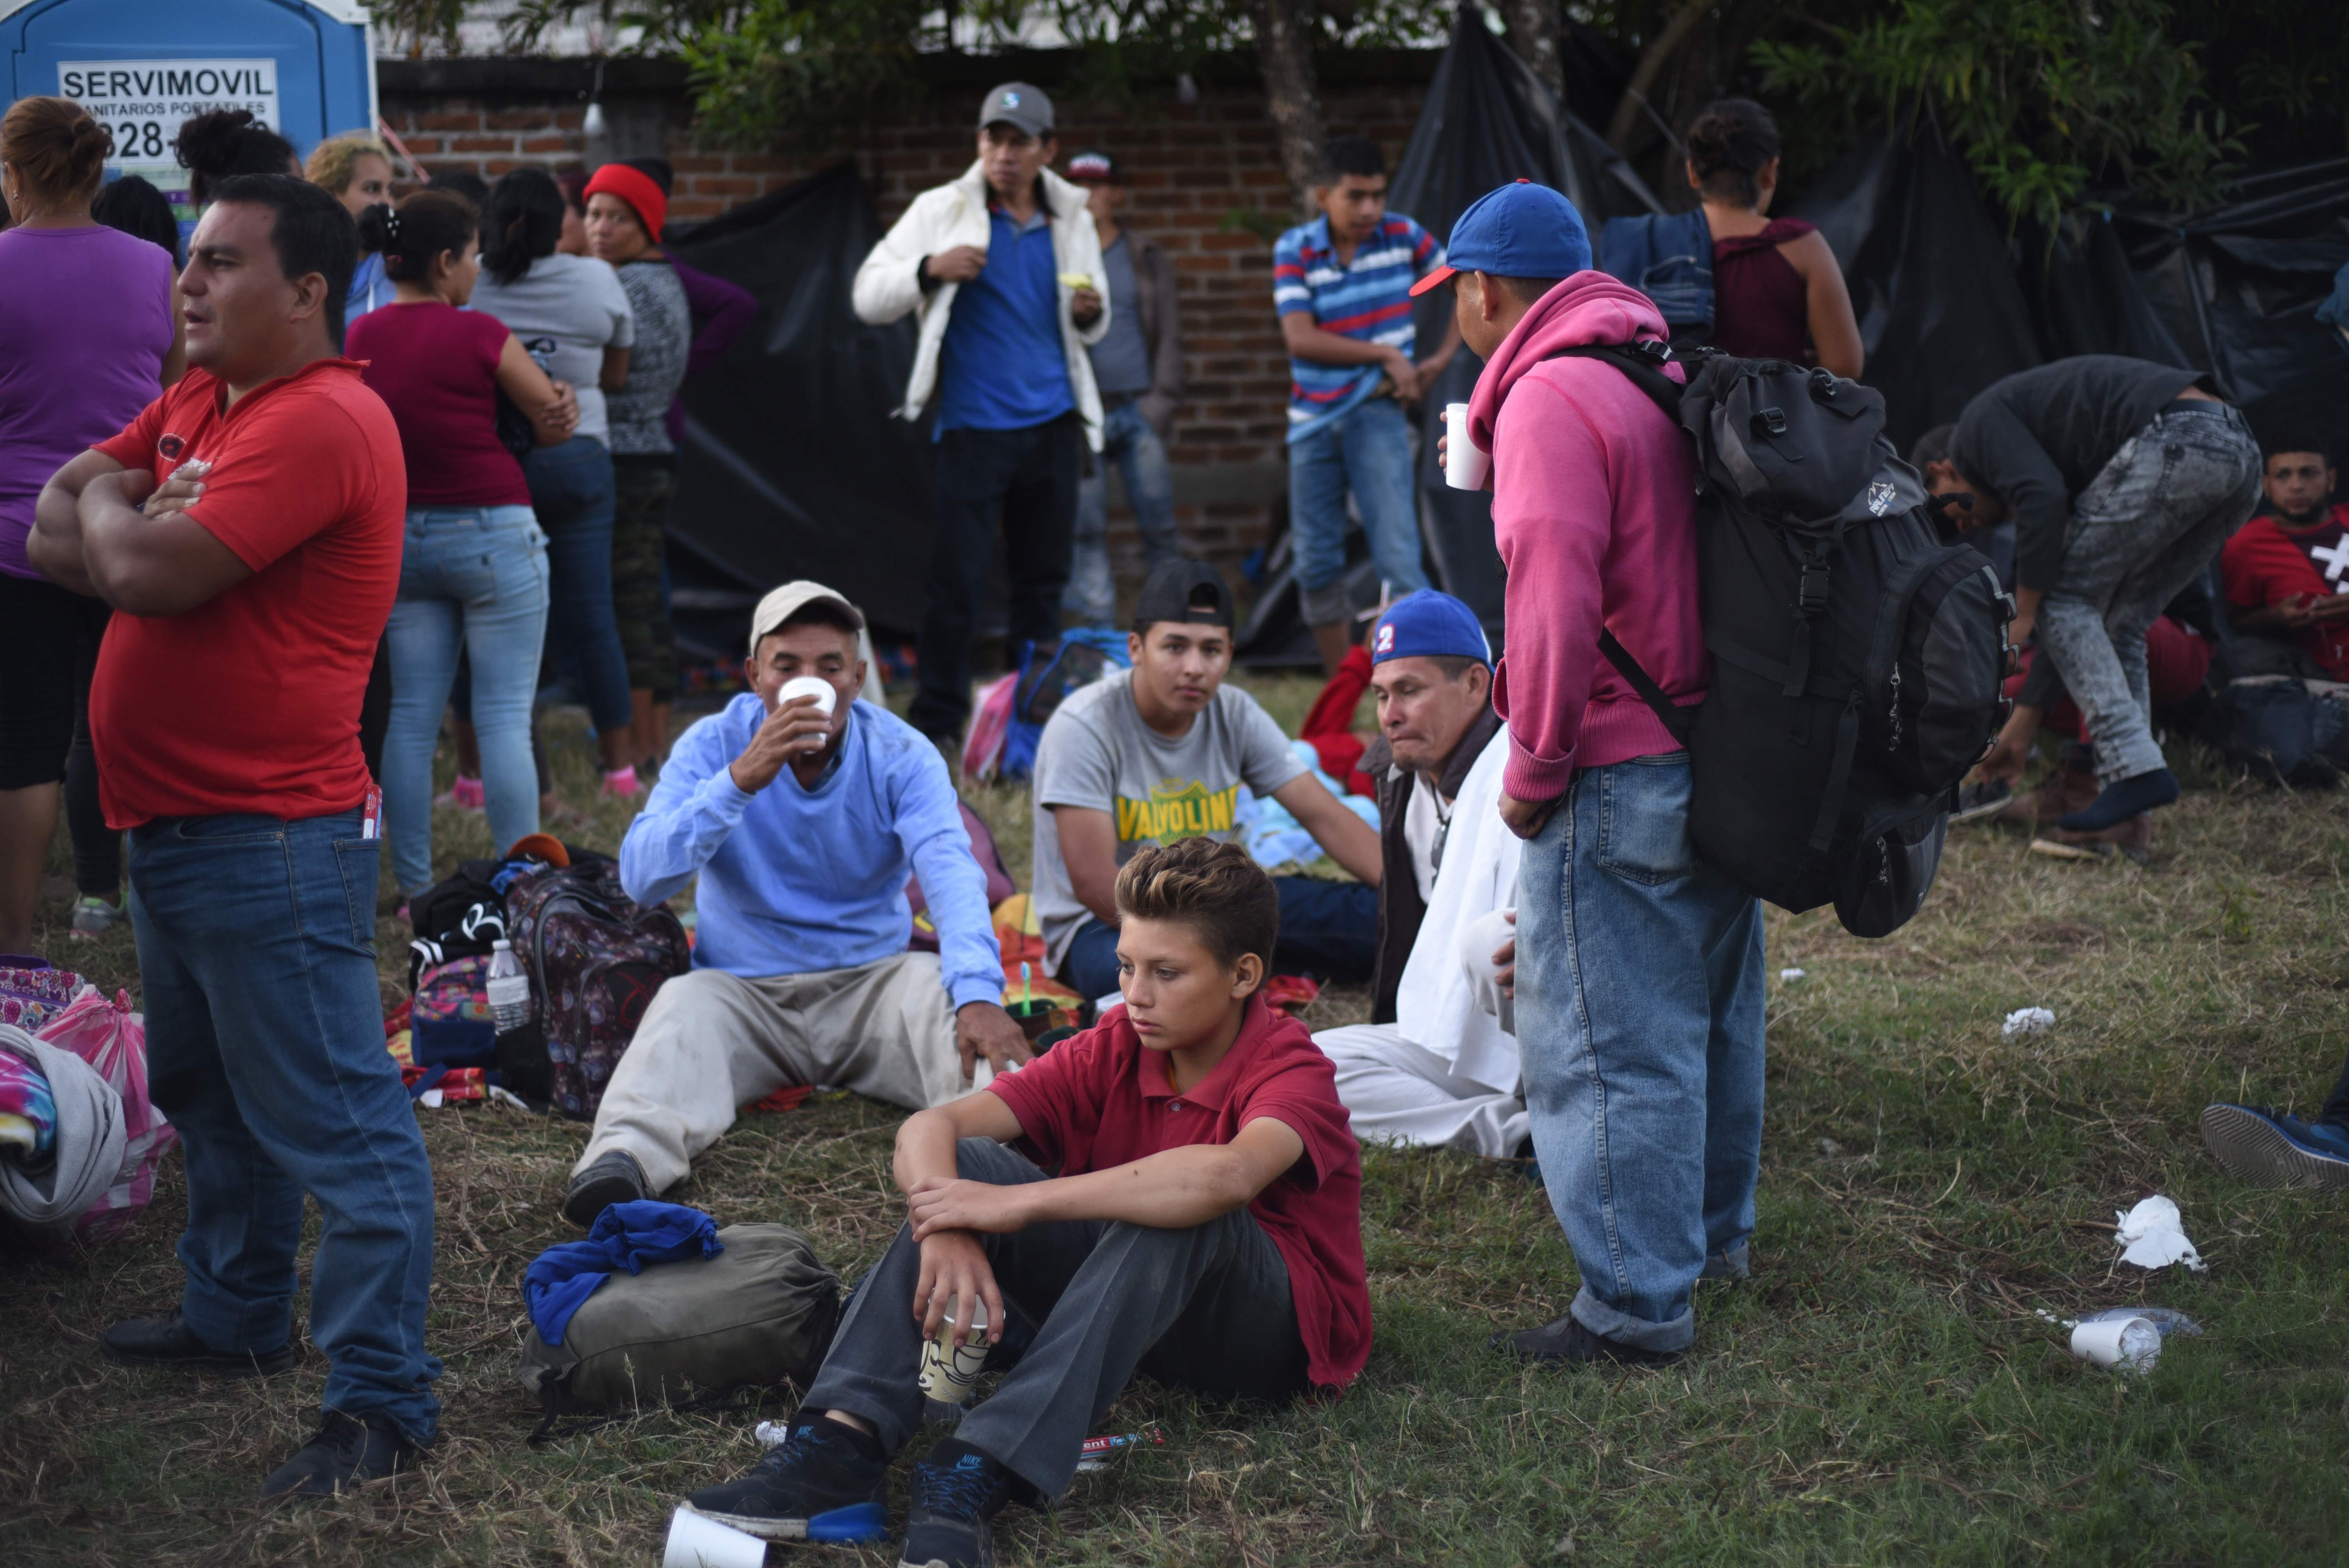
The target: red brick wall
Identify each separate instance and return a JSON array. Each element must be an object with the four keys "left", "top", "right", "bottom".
[{"left": 380, "top": 65, "right": 1433, "bottom": 579}]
